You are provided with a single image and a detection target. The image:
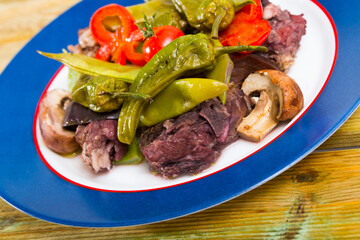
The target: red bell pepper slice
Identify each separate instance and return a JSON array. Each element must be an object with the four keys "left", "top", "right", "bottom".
[
  {"left": 90, "top": 4, "right": 136, "bottom": 45},
  {"left": 240, "top": 0, "right": 263, "bottom": 21},
  {"left": 94, "top": 44, "right": 112, "bottom": 61},
  {"left": 219, "top": 0, "right": 271, "bottom": 48},
  {"left": 111, "top": 41, "right": 127, "bottom": 65},
  {"left": 124, "top": 41, "right": 146, "bottom": 66}
]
